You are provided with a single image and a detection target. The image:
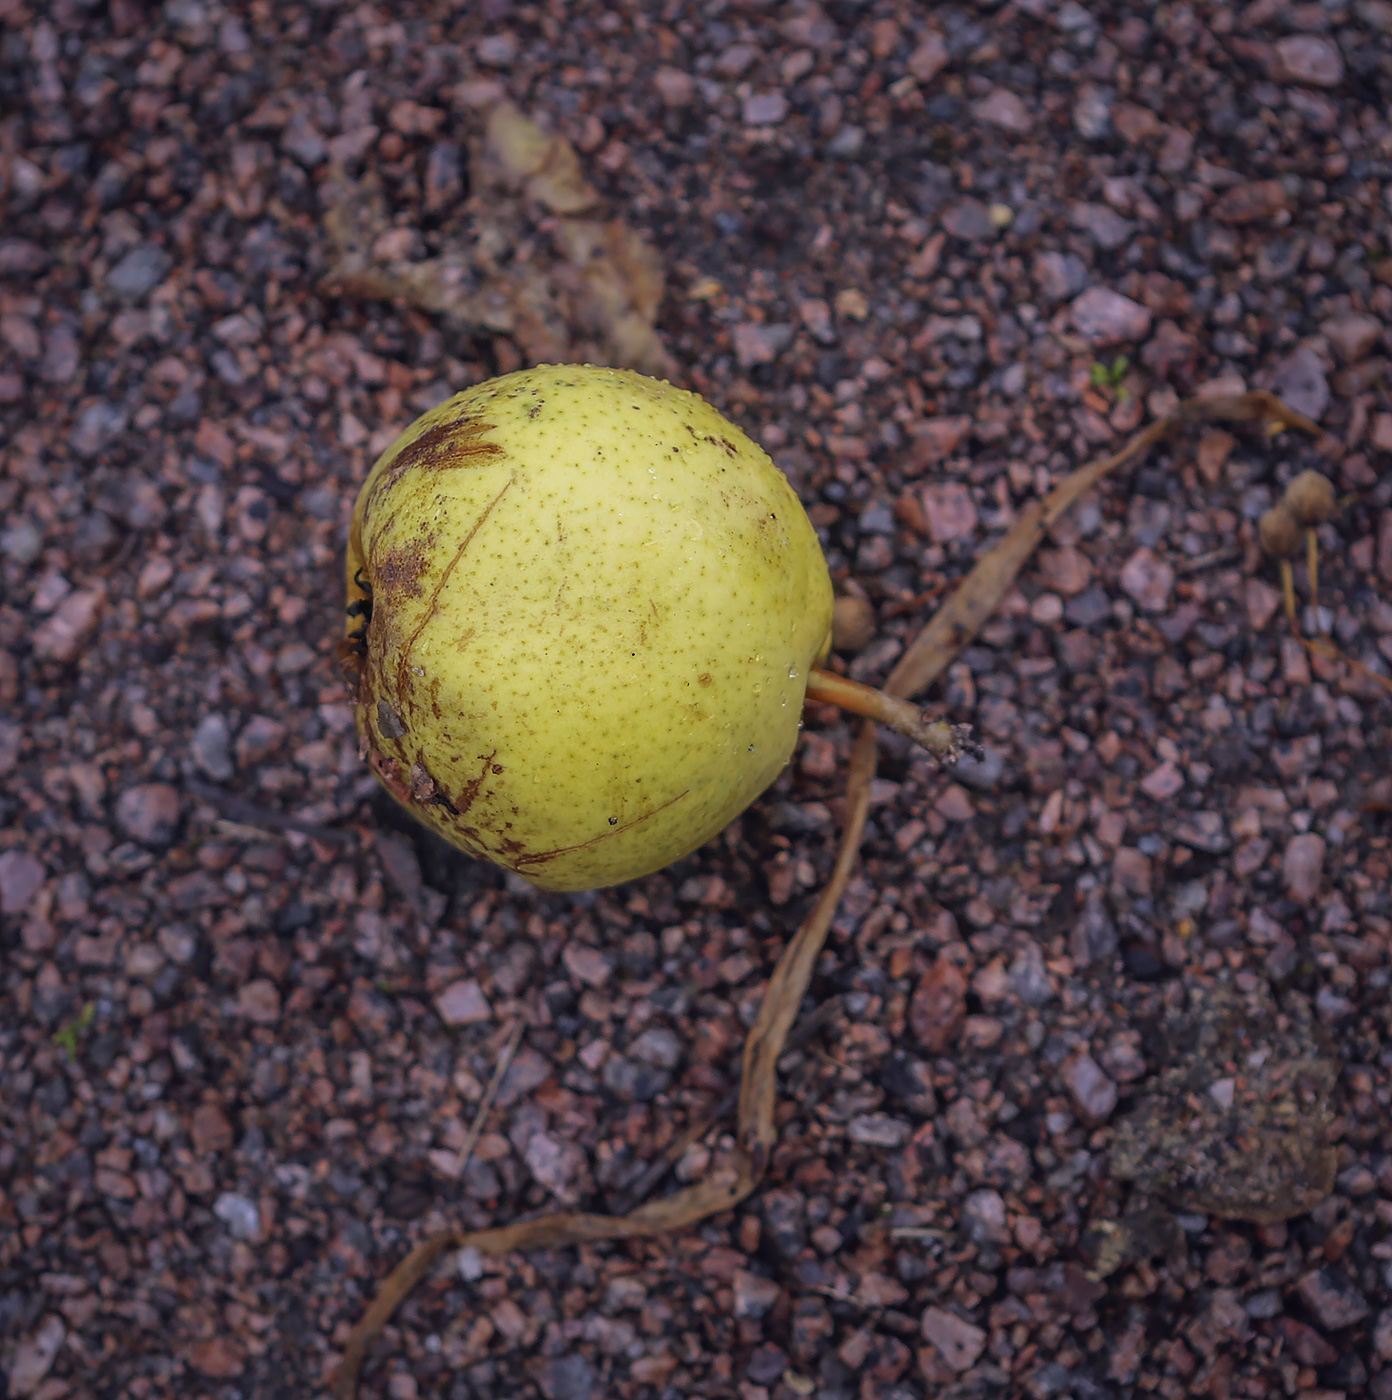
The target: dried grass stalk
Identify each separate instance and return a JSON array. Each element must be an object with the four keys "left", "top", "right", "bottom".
[{"left": 332, "top": 390, "right": 1321, "bottom": 1398}]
